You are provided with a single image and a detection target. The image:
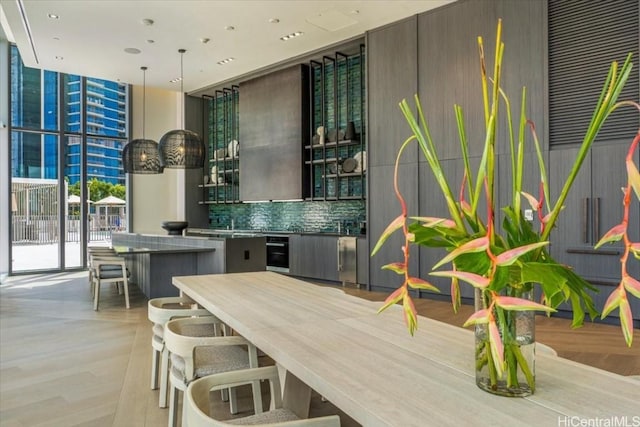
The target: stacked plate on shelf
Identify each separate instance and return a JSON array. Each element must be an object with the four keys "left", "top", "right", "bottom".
[{"left": 353, "top": 151, "right": 367, "bottom": 173}]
